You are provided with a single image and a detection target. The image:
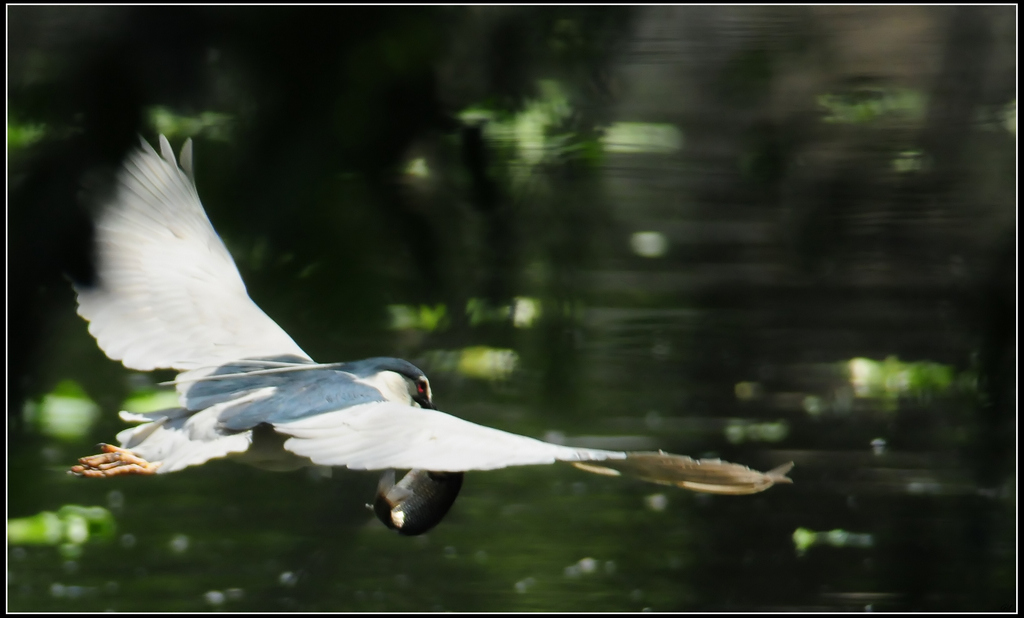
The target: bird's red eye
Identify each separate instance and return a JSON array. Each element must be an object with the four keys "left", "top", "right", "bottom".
[{"left": 417, "top": 381, "right": 427, "bottom": 395}]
